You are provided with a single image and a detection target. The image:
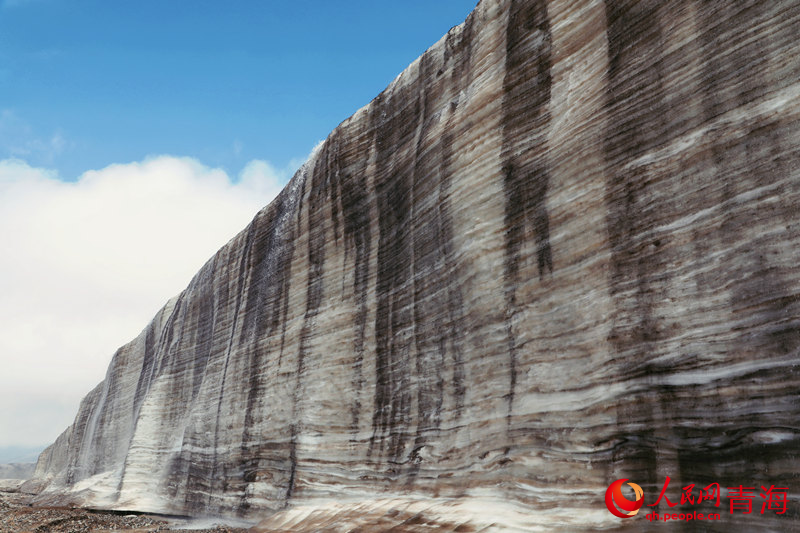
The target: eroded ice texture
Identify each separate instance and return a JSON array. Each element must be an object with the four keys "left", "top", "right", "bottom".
[{"left": 30, "top": 0, "right": 800, "bottom": 530}]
